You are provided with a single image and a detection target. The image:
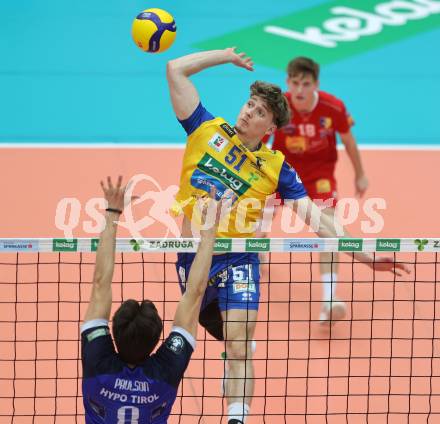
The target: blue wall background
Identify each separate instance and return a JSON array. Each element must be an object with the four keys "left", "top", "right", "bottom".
[{"left": 1, "top": 0, "right": 439, "bottom": 145}]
